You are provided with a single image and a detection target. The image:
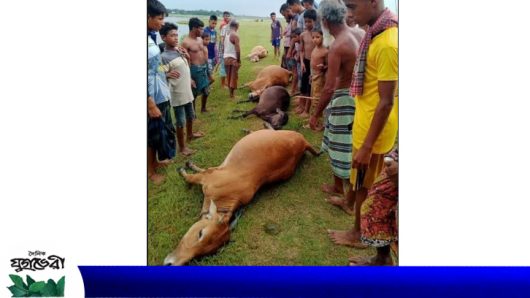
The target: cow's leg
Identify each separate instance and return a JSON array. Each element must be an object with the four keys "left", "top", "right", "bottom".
[
  {"left": 186, "top": 161, "right": 205, "bottom": 173},
  {"left": 228, "top": 110, "right": 253, "bottom": 120},
  {"left": 263, "top": 122, "right": 275, "bottom": 130},
  {"left": 178, "top": 167, "right": 203, "bottom": 185},
  {"left": 200, "top": 197, "right": 212, "bottom": 218},
  {"left": 305, "top": 144, "right": 321, "bottom": 156}
]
